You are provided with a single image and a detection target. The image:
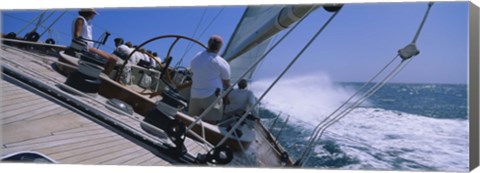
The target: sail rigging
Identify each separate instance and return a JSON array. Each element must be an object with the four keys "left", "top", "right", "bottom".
[
  {"left": 295, "top": 2, "right": 435, "bottom": 167},
  {"left": 222, "top": 5, "right": 317, "bottom": 82}
]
